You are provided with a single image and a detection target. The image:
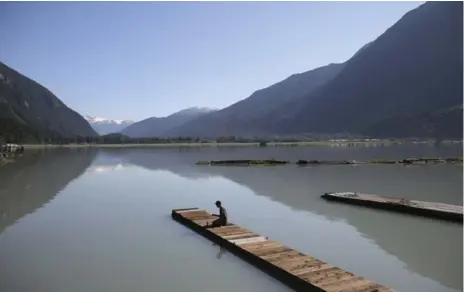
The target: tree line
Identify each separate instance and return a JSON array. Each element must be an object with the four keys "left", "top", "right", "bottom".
[{"left": 0, "top": 129, "right": 281, "bottom": 145}]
